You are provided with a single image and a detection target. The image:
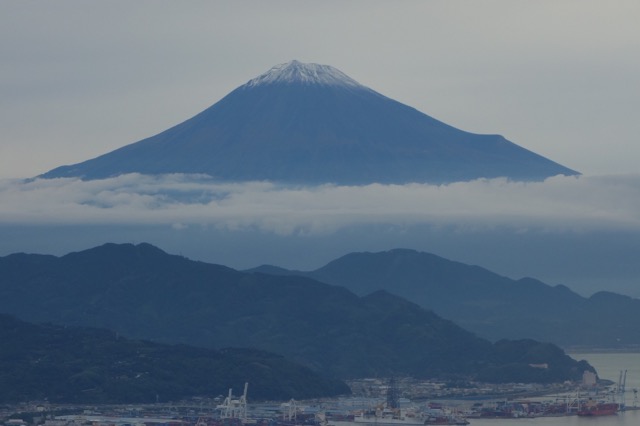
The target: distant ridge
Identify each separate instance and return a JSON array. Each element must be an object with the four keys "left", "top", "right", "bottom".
[
  {"left": 0, "top": 243, "right": 591, "bottom": 383},
  {"left": 41, "top": 61, "right": 578, "bottom": 184},
  {"left": 251, "top": 248, "right": 640, "bottom": 347}
]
